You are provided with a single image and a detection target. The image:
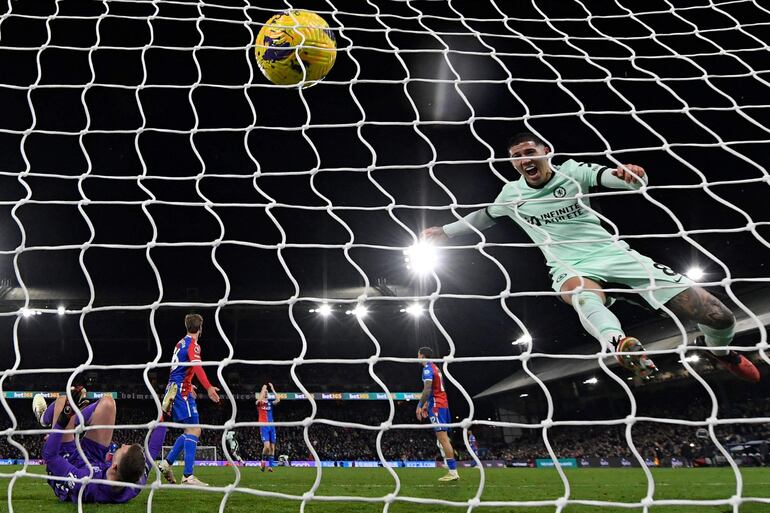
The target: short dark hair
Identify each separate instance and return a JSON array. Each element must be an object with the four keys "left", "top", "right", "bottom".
[
  {"left": 116, "top": 444, "right": 145, "bottom": 484},
  {"left": 507, "top": 131, "right": 547, "bottom": 150},
  {"left": 185, "top": 314, "right": 203, "bottom": 334},
  {"left": 417, "top": 346, "right": 433, "bottom": 358}
]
